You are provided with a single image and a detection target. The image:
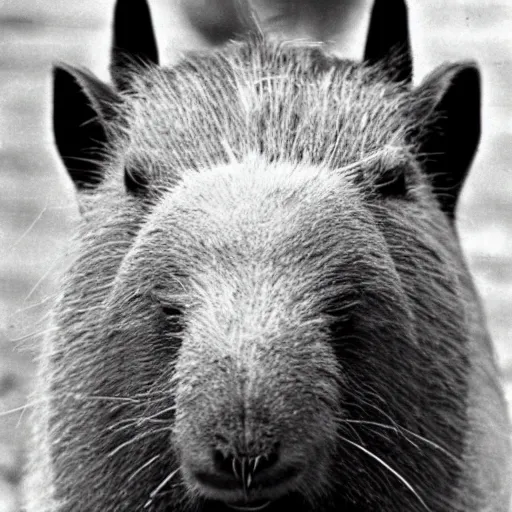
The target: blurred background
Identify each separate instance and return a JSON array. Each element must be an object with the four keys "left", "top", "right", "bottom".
[{"left": 0, "top": 0, "right": 511, "bottom": 510}]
